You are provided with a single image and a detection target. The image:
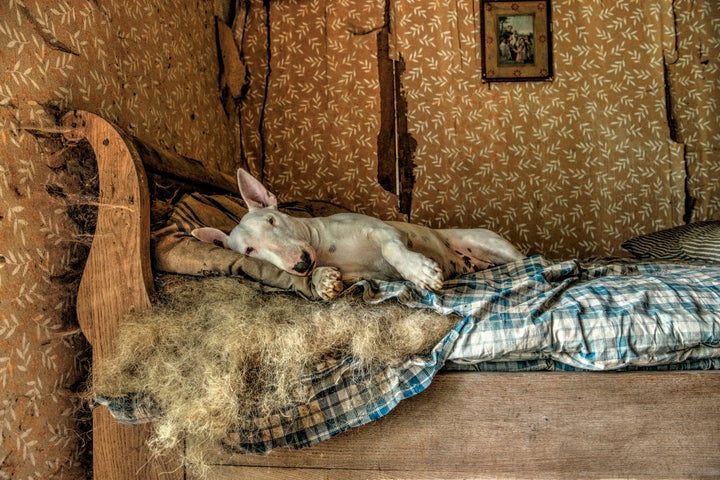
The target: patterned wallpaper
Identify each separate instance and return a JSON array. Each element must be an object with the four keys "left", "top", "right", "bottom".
[
  {"left": 239, "top": 0, "right": 396, "bottom": 215},
  {"left": 0, "top": 0, "right": 718, "bottom": 478},
  {"left": 393, "top": 0, "right": 683, "bottom": 256},
  {"left": 239, "top": 0, "right": 719, "bottom": 258},
  {"left": 667, "top": 1, "right": 720, "bottom": 223},
  {"left": 0, "top": 1, "right": 235, "bottom": 478}
]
